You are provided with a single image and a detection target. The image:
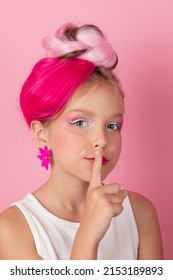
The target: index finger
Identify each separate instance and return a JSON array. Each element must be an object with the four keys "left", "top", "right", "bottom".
[{"left": 89, "top": 150, "right": 102, "bottom": 189}]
